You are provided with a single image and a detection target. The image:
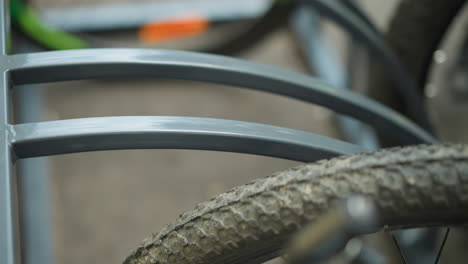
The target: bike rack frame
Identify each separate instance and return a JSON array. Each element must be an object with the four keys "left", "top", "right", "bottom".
[
  {"left": 0, "top": 0, "right": 436, "bottom": 263},
  {"left": 291, "top": 5, "right": 380, "bottom": 150},
  {"left": 302, "top": 0, "right": 432, "bottom": 132}
]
